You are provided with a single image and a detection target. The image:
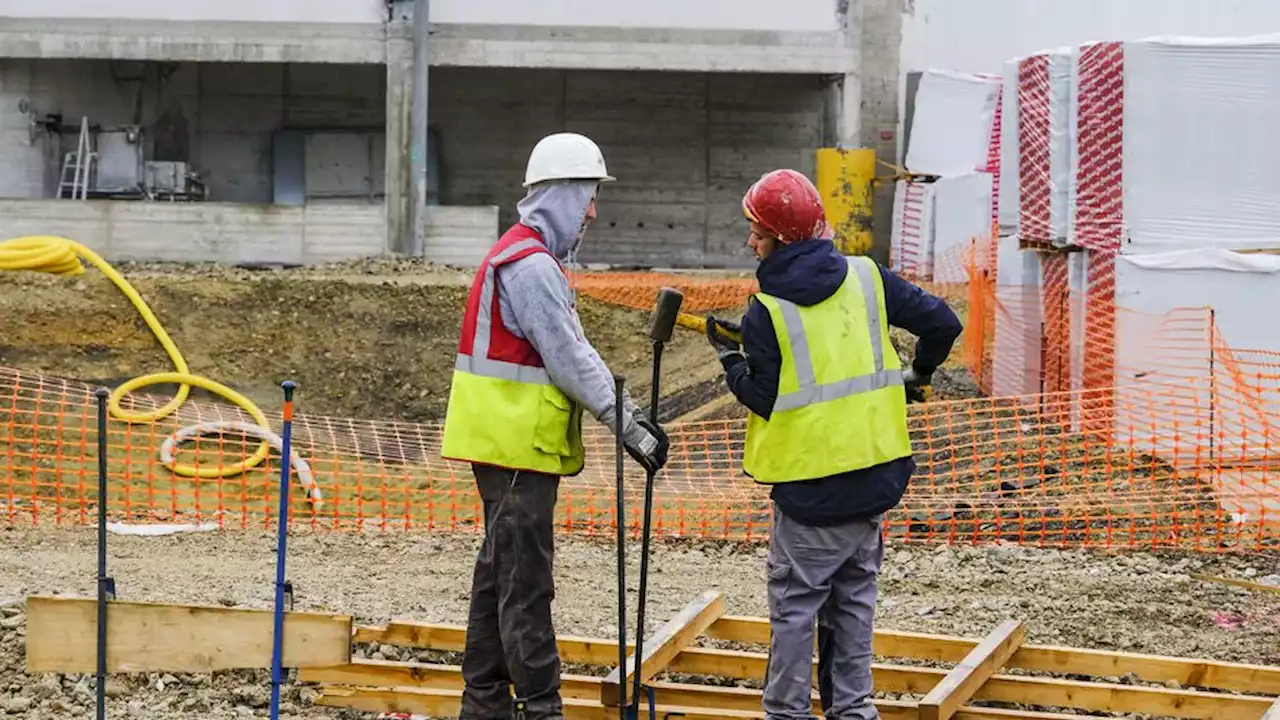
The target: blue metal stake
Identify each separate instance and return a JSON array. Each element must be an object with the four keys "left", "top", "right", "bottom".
[{"left": 269, "top": 380, "right": 297, "bottom": 720}]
